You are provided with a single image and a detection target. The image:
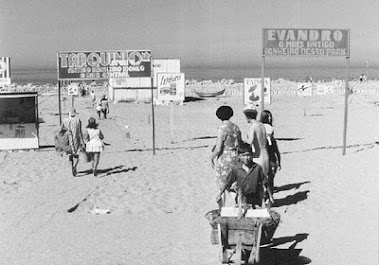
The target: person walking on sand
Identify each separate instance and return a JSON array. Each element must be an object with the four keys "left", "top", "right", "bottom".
[
  {"left": 90, "top": 90, "right": 96, "bottom": 106},
  {"left": 83, "top": 117, "right": 104, "bottom": 176},
  {"left": 243, "top": 104, "right": 269, "bottom": 176},
  {"left": 210, "top": 105, "right": 242, "bottom": 207},
  {"left": 216, "top": 142, "right": 274, "bottom": 210},
  {"left": 99, "top": 95, "right": 109, "bottom": 119},
  {"left": 260, "top": 110, "right": 281, "bottom": 193},
  {"left": 59, "top": 108, "right": 84, "bottom": 176}
]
